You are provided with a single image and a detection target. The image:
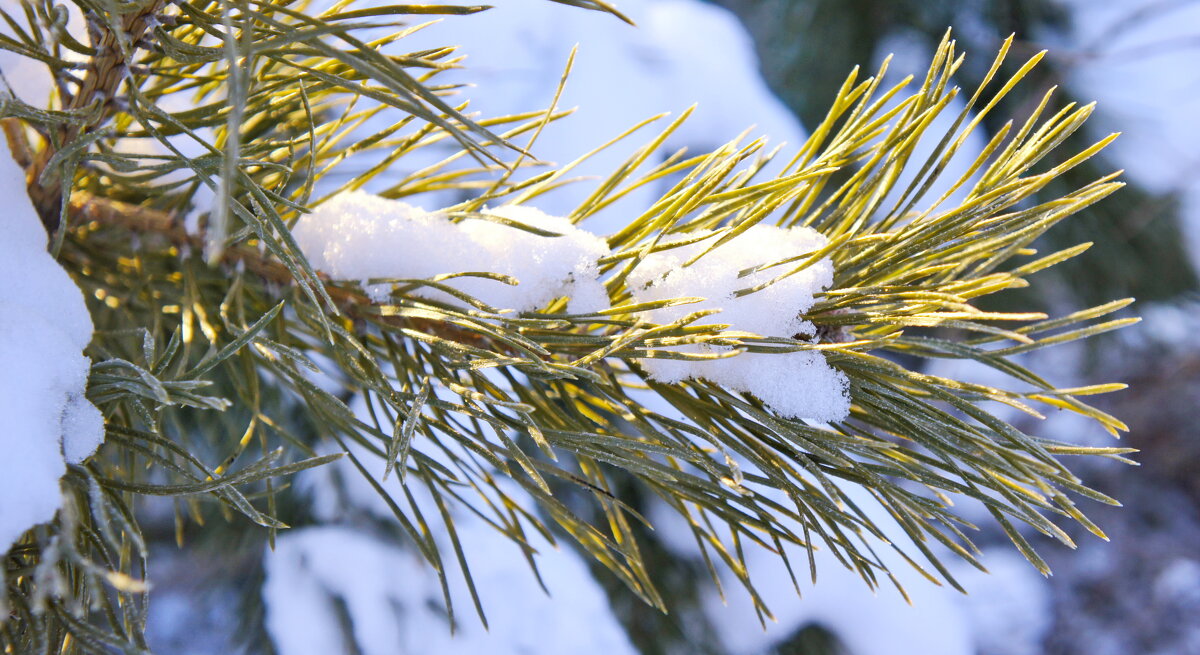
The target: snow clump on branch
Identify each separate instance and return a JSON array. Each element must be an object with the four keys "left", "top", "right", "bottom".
[
  {"left": 294, "top": 191, "right": 849, "bottom": 421},
  {"left": 627, "top": 225, "right": 851, "bottom": 422},
  {"left": 1, "top": 139, "right": 105, "bottom": 552},
  {"left": 292, "top": 191, "right": 610, "bottom": 314}
]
